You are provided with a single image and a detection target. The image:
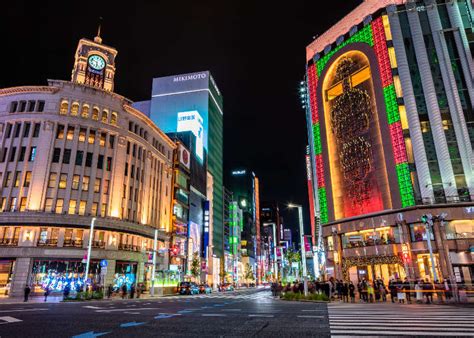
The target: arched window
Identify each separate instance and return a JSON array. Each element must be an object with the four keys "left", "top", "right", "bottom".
[
  {"left": 71, "top": 102, "right": 79, "bottom": 116},
  {"left": 111, "top": 112, "right": 118, "bottom": 125},
  {"left": 92, "top": 107, "right": 99, "bottom": 120},
  {"left": 101, "top": 110, "right": 109, "bottom": 123},
  {"left": 81, "top": 104, "right": 90, "bottom": 118},
  {"left": 59, "top": 100, "right": 69, "bottom": 115}
]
